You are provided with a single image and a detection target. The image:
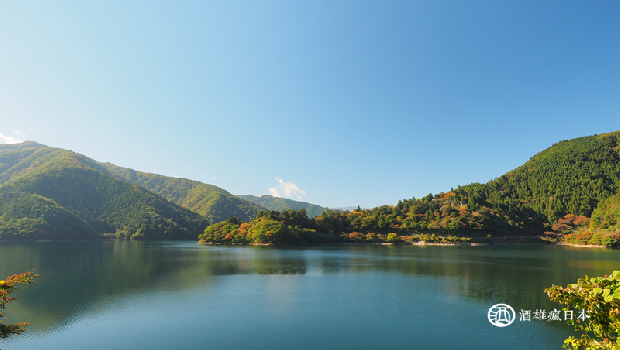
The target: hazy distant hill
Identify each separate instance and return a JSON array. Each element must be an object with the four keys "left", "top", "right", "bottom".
[
  {"left": 334, "top": 206, "right": 365, "bottom": 211},
  {"left": 0, "top": 144, "right": 207, "bottom": 240},
  {"left": 102, "top": 163, "right": 264, "bottom": 224},
  {"left": 0, "top": 141, "right": 46, "bottom": 152},
  {"left": 237, "top": 194, "right": 329, "bottom": 218}
]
